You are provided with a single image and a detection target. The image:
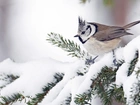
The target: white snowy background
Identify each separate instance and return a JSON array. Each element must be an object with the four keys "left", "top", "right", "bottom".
[{"left": 0, "top": 0, "right": 140, "bottom": 105}]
